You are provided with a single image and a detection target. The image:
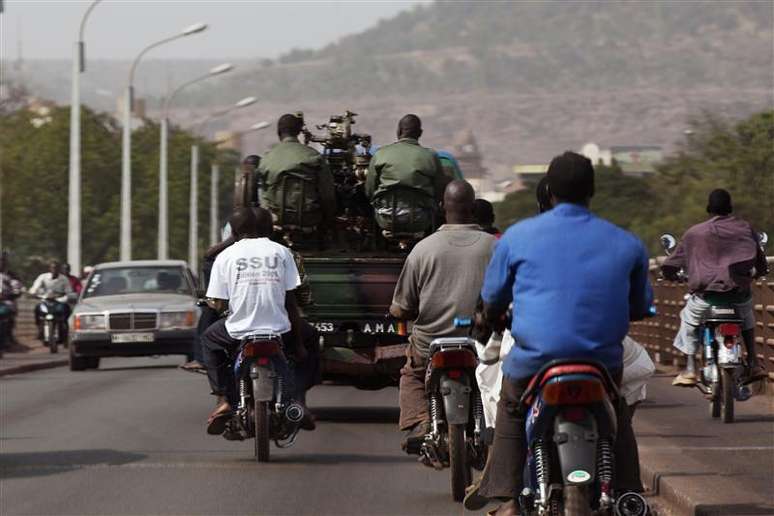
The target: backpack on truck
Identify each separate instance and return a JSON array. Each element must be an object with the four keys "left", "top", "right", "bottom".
[
  {"left": 265, "top": 170, "right": 324, "bottom": 231},
  {"left": 371, "top": 185, "right": 436, "bottom": 239}
]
